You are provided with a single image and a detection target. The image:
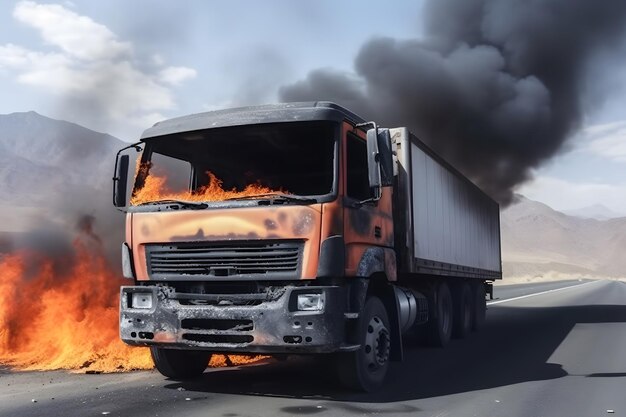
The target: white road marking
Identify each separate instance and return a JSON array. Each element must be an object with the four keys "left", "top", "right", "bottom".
[{"left": 487, "top": 280, "right": 600, "bottom": 305}]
